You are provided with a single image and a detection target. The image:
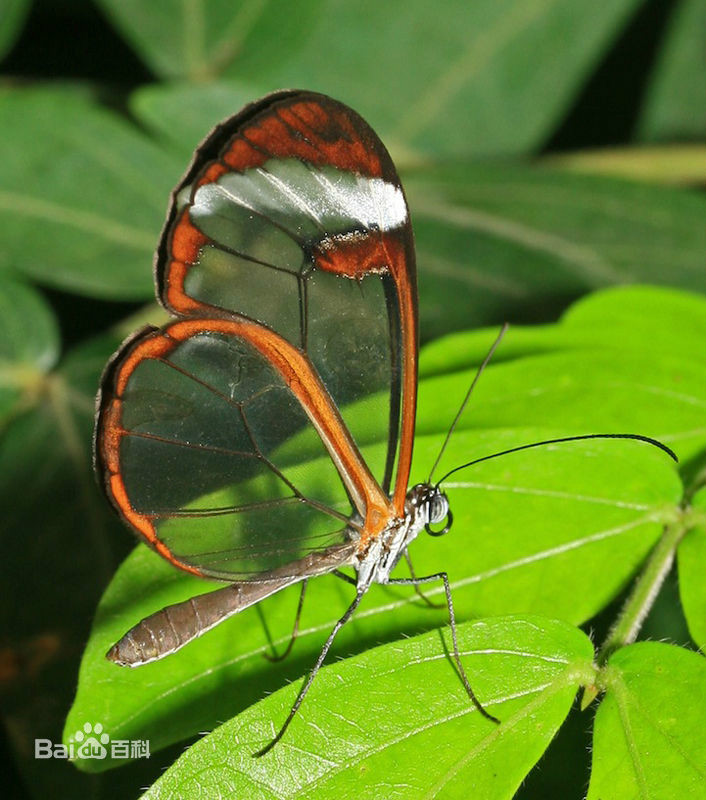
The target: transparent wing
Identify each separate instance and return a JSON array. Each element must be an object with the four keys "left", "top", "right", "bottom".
[
  {"left": 97, "top": 320, "right": 372, "bottom": 580},
  {"left": 96, "top": 320, "right": 374, "bottom": 580},
  {"left": 156, "top": 91, "right": 418, "bottom": 506}
]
